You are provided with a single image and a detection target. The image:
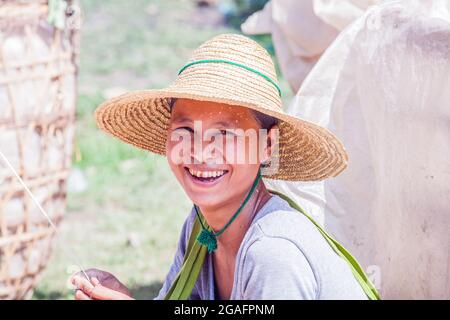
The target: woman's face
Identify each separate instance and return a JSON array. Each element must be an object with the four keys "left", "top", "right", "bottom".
[{"left": 166, "top": 98, "right": 274, "bottom": 210}]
